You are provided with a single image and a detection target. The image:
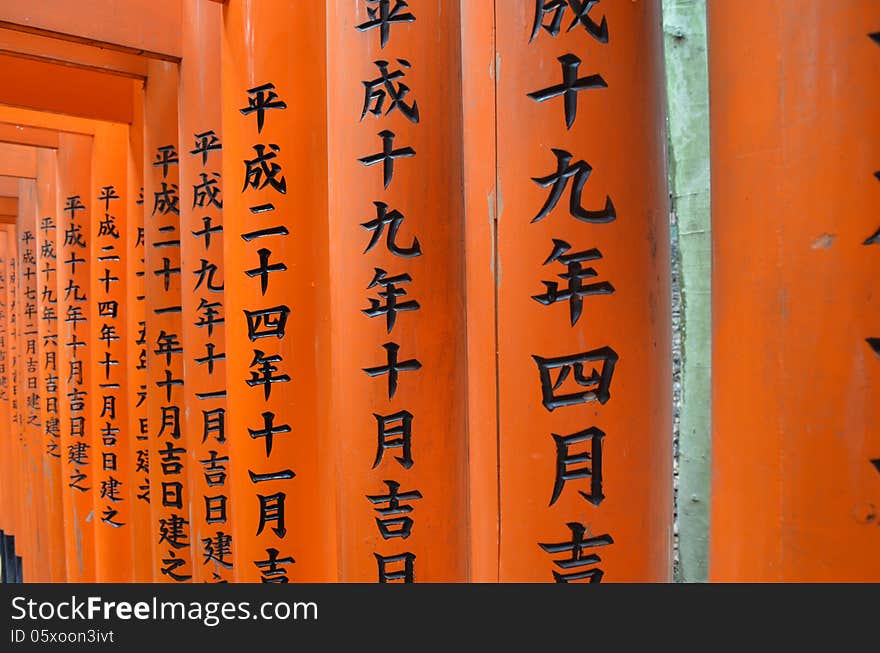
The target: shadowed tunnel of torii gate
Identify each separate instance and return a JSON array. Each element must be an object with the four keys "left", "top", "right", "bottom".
[
  {"left": 0, "top": 0, "right": 679, "bottom": 584},
  {"left": 0, "top": 9, "right": 165, "bottom": 581},
  {"left": 0, "top": 142, "right": 42, "bottom": 584},
  {"left": 0, "top": 105, "right": 144, "bottom": 583}
]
